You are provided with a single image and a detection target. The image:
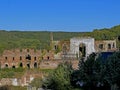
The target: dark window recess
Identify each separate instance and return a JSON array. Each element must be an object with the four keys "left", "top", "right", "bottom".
[
  {"left": 20, "top": 63, "right": 23, "bottom": 67},
  {"left": 5, "top": 57, "right": 7, "bottom": 60},
  {"left": 99, "top": 44, "right": 103, "bottom": 49},
  {"left": 54, "top": 45, "right": 58, "bottom": 50},
  {"left": 27, "top": 63, "right": 30, "bottom": 68},
  {"left": 12, "top": 66, "right": 15, "bottom": 68},
  {"left": 108, "top": 44, "right": 111, "bottom": 49},
  {"left": 20, "top": 56, "right": 22, "bottom": 60},
  {"left": 26, "top": 54, "right": 31, "bottom": 60},
  {"left": 34, "top": 57, "right": 36, "bottom": 60},
  {"left": 47, "top": 56, "right": 50, "bottom": 60},
  {"left": 13, "top": 57, "right": 14, "bottom": 61},
  {"left": 34, "top": 62, "right": 37, "bottom": 68},
  {"left": 5, "top": 64, "right": 8, "bottom": 68}
]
